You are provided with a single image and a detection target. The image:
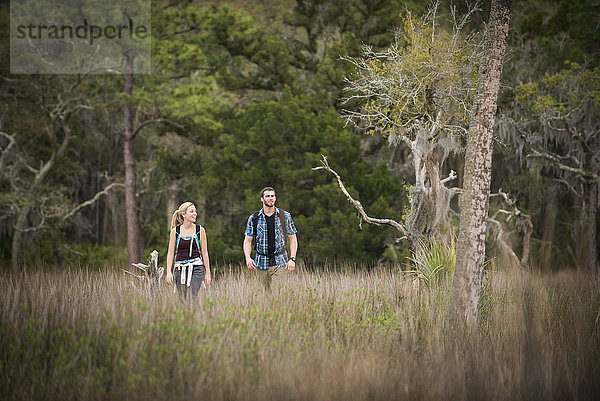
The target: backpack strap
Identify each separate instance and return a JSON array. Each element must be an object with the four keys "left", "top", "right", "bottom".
[
  {"left": 175, "top": 225, "right": 181, "bottom": 259},
  {"left": 251, "top": 211, "right": 260, "bottom": 239},
  {"left": 175, "top": 225, "right": 202, "bottom": 258},
  {"left": 278, "top": 208, "right": 288, "bottom": 254},
  {"left": 194, "top": 224, "right": 202, "bottom": 255}
]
